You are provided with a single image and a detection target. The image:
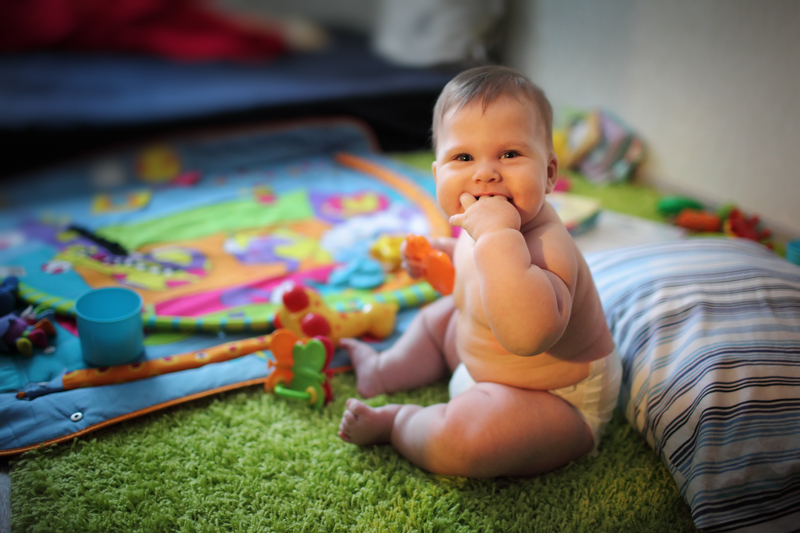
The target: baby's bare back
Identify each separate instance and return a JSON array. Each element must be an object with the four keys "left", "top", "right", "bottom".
[{"left": 450, "top": 204, "right": 614, "bottom": 391}]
